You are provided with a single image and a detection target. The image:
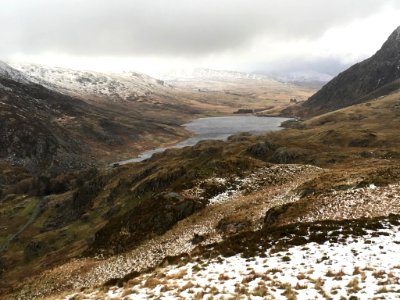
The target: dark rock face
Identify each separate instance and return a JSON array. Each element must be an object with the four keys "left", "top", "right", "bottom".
[
  {"left": 246, "top": 141, "right": 276, "bottom": 159},
  {"left": 191, "top": 233, "right": 205, "bottom": 244},
  {"left": 263, "top": 203, "right": 292, "bottom": 228},
  {"left": 271, "top": 147, "right": 306, "bottom": 164},
  {"left": 302, "top": 26, "right": 400, "bottom": 116},
  {"left": 0, "top": 75, "right": 86, "bottom": 173},
  {"left": 24, "top": 240, "right": 49, "bottom": 261},
  {"left": 90, "top": 192, "right": 207, "bottom": 254},
  {"left": 217, "top": 218, "right": 250, "bottom": 234}
]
